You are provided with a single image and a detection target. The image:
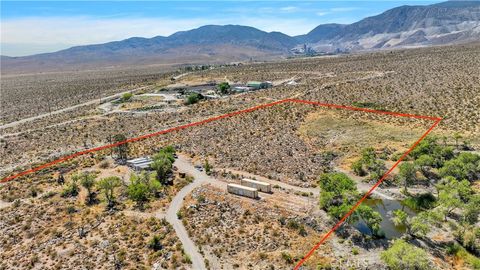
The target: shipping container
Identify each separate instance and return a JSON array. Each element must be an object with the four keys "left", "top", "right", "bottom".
[
  {"left": 227, "top": 183, "right": 258, "bottom": 199},
  {"left": 241, "top": 178, "right": 272, "bottom": 193}
]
